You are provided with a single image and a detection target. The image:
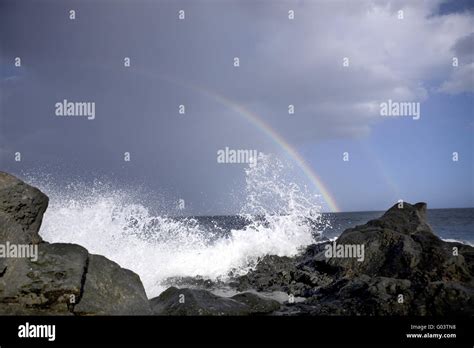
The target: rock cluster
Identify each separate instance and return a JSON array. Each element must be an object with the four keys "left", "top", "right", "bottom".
[
  {"left": 0, "top": 172, "right": 151, "bottom": 315},
  {"left": 150, "top": 287, "right": 280, "bottom": 315},
  {"left": 1, "top": 172, "right": 472, "bottom": 316},
  {"left": 235, "top": 202, "right": 474, "bottom": 315}
]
